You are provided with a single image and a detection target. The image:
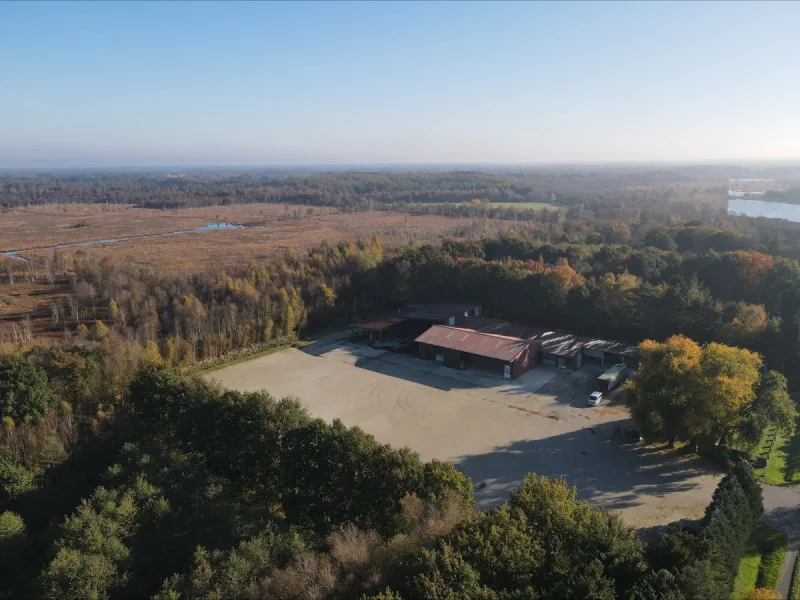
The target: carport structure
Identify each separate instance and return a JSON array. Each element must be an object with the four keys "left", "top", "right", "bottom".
[
  {"left": 416, "top": 325, "right": 540, "bottom": 378},
  {"left": 353, "top": 303, "right": 481, "bottom": 342}
]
